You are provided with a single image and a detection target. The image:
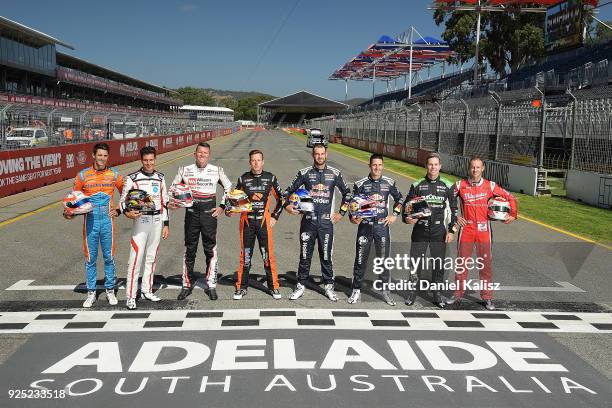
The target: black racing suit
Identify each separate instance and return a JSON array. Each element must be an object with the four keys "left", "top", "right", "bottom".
[
  {"left": 235, "top": 170, "right": 284, "bottom": 291},
  {"left": 284, "top": 165, "right": 351, "bottom": 285},
  {"left": 402, "top": 176, "right": 458, "bottom": 295},
  {"left": 351, "top": 175, "right": 403, "bottom": 290},
  {"left": 172, "top": 163, "right": 232, "bottom": 289}
]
